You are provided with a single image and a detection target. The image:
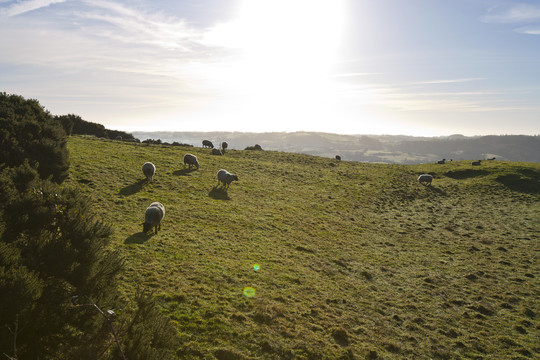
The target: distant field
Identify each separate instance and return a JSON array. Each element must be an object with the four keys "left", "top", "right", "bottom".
[
  {"left": 131, "top": 131, "right": 540, "bottom": 164},
  {"left": 65, "top": 136, "right": 539, "bottom": 359}
]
